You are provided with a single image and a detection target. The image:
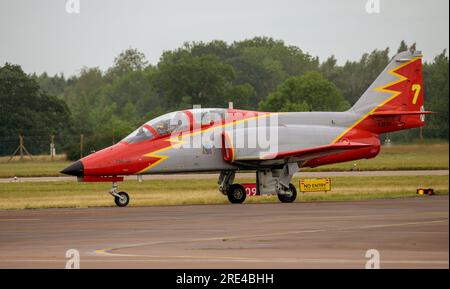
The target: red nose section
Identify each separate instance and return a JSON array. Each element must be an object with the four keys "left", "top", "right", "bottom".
[{"left": 74, "top": 141, "right": 159, "bottom": 176}]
